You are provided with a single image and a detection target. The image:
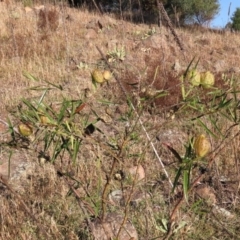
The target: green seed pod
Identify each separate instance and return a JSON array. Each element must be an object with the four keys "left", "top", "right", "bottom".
[
  {"left": 194, "top": 134, "right": 211, "bottom": 157},
  {"left": 200, "top": 71, "right": 215, "bottom": 88},
  {"left": 186, "top": 69, "right": 201, "bottom": 86},
  {"left": 92, "top": 69, "right": 105, "bottom": 83},
  {"left": 18, "top": 123, "right": 33, "bottom": 137},
  {"left": 103, "top": 70, "right": 112, "bottom": 81},
  {"left": 40, "top": 115, "right": 51, "bottom": 125}
]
